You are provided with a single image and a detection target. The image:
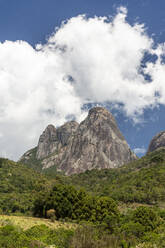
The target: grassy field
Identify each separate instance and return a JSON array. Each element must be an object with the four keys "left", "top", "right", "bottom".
[{"left": 0, "top": 215, "right": 76, "bottom": 230}]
